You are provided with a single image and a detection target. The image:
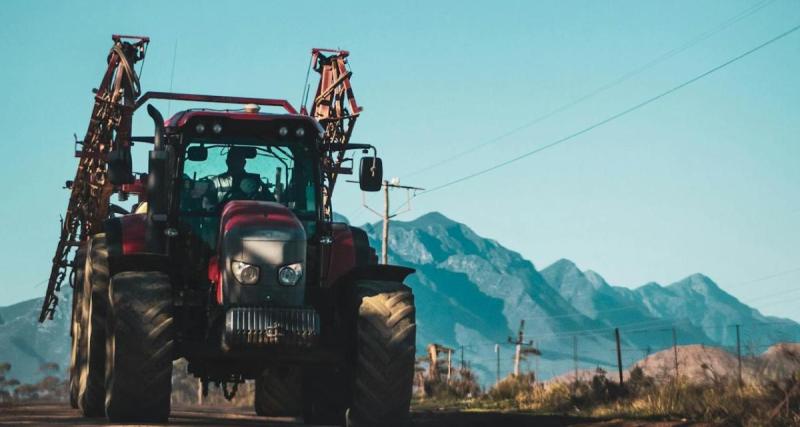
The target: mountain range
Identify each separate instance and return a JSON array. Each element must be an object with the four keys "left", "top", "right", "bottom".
[
  {"left": 360, "top": 212, "right": 800, "bottom": 384},
  {"left": 1, "top": 211, "right": 797, "bottom": 386}
]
